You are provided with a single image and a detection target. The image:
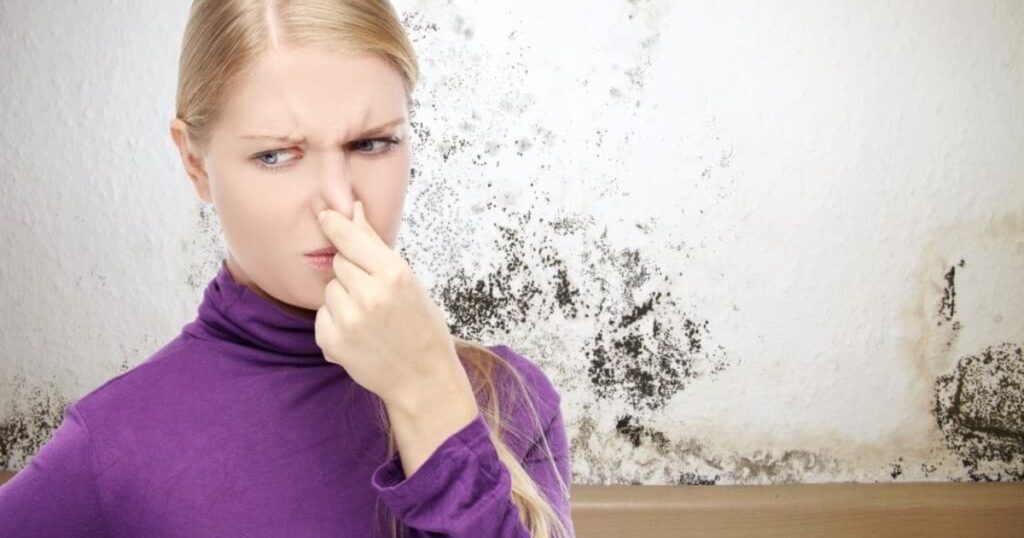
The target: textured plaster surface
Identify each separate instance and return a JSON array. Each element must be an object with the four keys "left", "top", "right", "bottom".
[{"left": 2, "top": 0, "right": 1022, "bottom": 484}]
